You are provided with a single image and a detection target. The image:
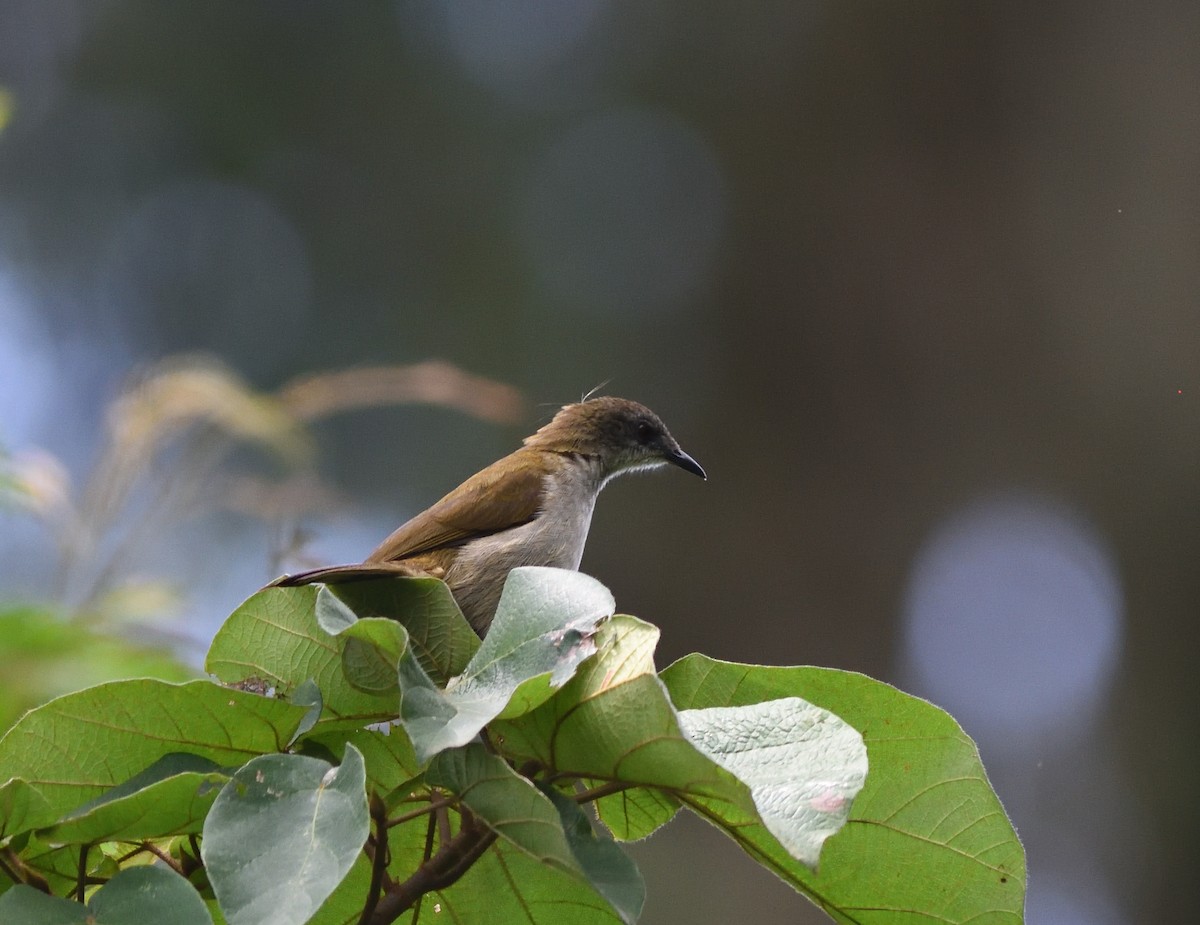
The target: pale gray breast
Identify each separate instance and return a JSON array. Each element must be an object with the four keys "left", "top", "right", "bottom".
[{"left": 446, "top": 457, "right": 603, "bottom": 633}]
